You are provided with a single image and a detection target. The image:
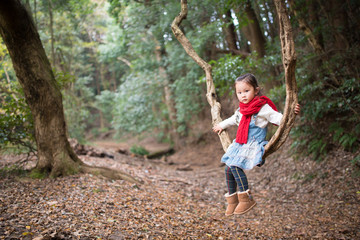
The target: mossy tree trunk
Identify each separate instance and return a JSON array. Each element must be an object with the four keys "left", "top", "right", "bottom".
[{"left": 0, "top": 0, "right": 140, "bottom": 184}]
